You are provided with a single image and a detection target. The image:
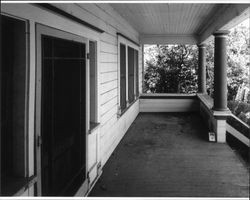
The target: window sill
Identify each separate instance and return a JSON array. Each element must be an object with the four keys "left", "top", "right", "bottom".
[
  {"left": 89, "top": 122, "right": 100, "bottom": 134},
  {"left": 118, "top": 97, "right": 139, "bottom": 118}
]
